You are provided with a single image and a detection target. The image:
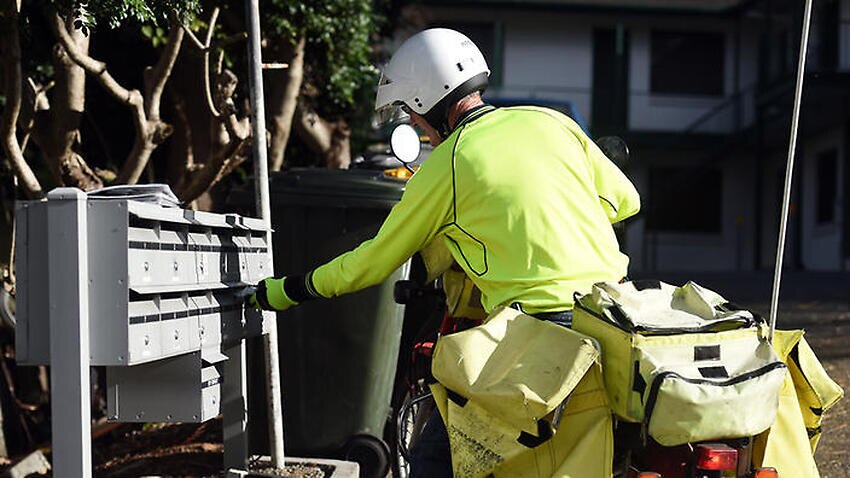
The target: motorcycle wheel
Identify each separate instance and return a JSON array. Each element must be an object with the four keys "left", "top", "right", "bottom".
[{"left": 395, "top": 383, "right": 434, "bottom": 478}]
